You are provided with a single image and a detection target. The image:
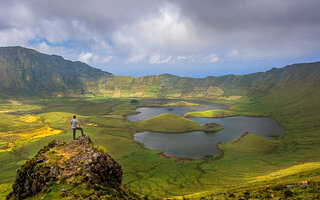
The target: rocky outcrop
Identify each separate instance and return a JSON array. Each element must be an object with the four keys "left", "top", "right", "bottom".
[{"left": 7, "top": 136, "right": 140, "bottom": 200}]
